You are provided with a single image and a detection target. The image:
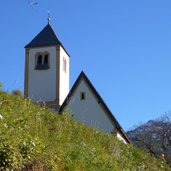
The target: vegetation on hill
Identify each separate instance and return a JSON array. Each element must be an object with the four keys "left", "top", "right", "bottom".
[{"left": 0, "top": 91, "right": 170, "bottom": 171}]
